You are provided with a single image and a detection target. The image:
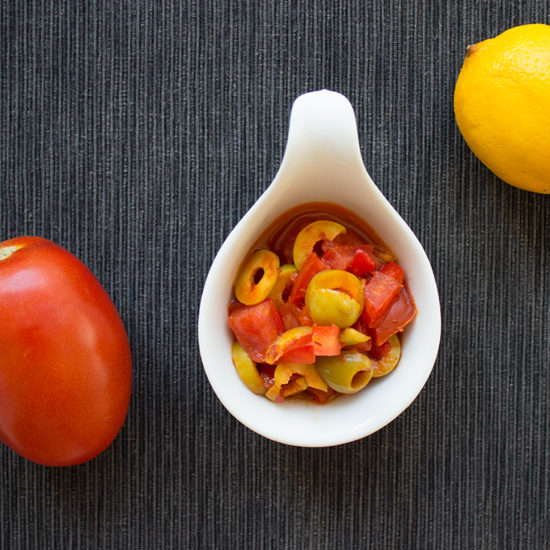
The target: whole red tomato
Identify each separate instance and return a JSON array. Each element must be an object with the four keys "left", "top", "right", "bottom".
[{"left": 0, "top": 237, "right": 132, "bottom": 466}]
